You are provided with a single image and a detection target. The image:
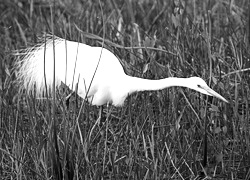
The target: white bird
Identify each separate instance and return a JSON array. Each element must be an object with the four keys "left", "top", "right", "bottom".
[{"left": 15, "top": 36, "right": 228, "bottom": 106}]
